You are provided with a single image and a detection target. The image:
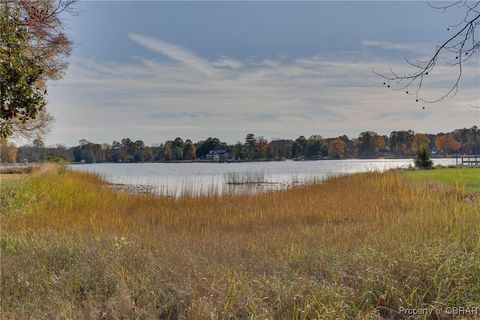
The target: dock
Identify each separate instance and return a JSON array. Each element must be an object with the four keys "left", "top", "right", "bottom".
[{"left": 455, "top": 154, "right": 480, "bottom": 166}]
